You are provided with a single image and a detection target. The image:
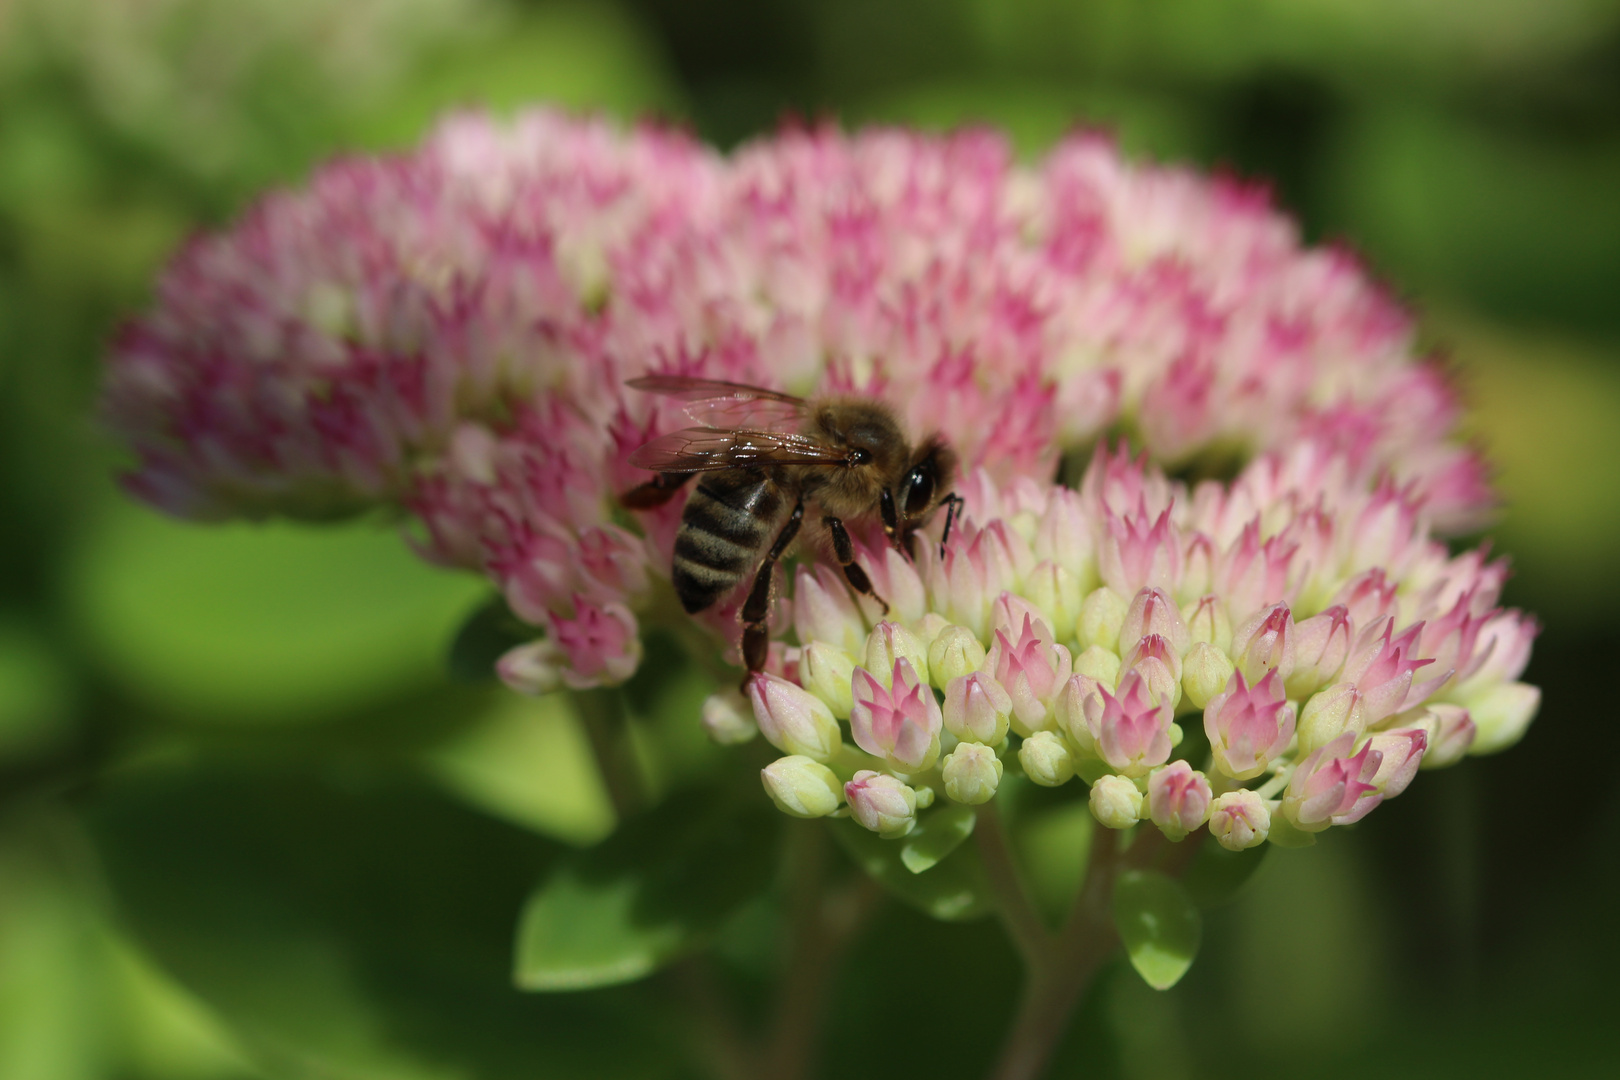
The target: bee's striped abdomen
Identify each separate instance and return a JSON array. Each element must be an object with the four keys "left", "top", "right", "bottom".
[{"left": 673, "top": 471, "right": 785, "bottom": 614}]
